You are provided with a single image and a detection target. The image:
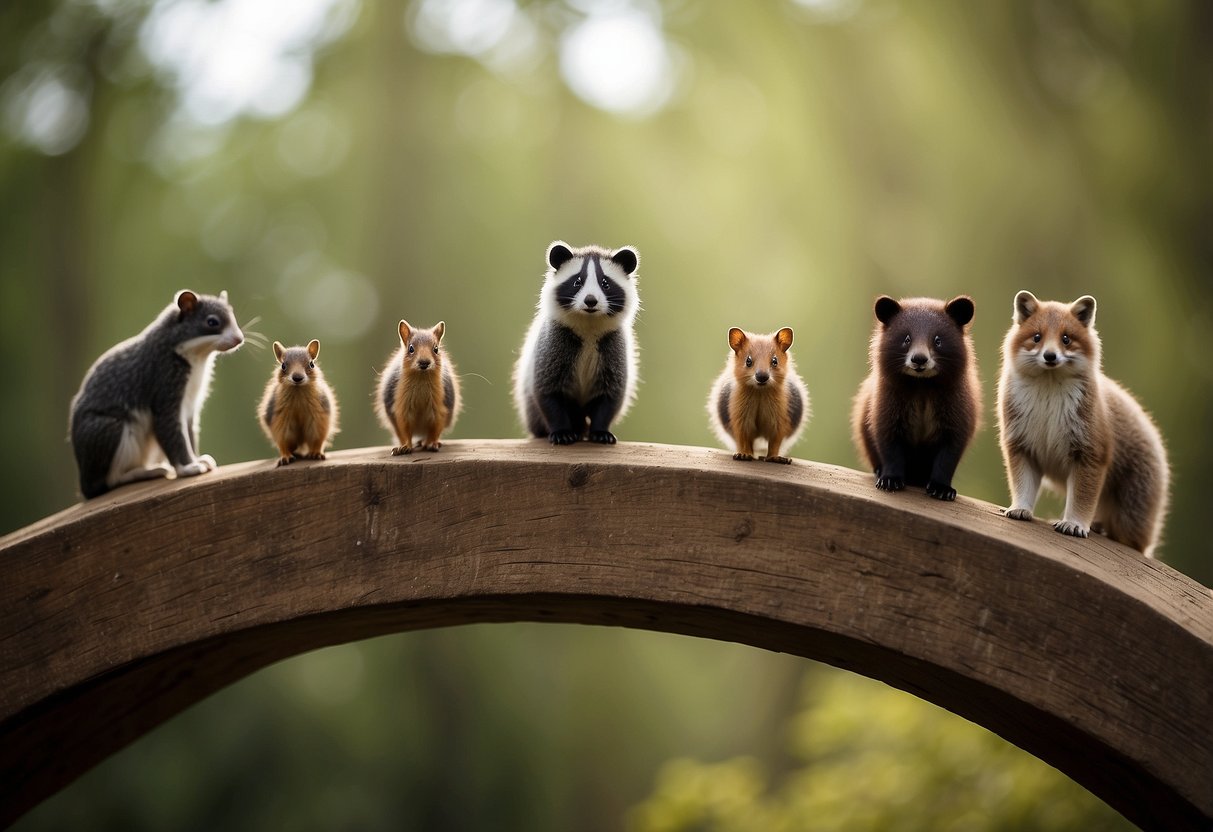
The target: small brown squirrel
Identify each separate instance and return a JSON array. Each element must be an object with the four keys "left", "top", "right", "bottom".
[
  {"left": 258, "top": 340, "right": 338, "bottom": 466},
  {"left": 375, "top": 319, "right": 461, "bottom": 454},
  {"left": 707, "top": 327, "right": 809, "bottom": 464}
]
